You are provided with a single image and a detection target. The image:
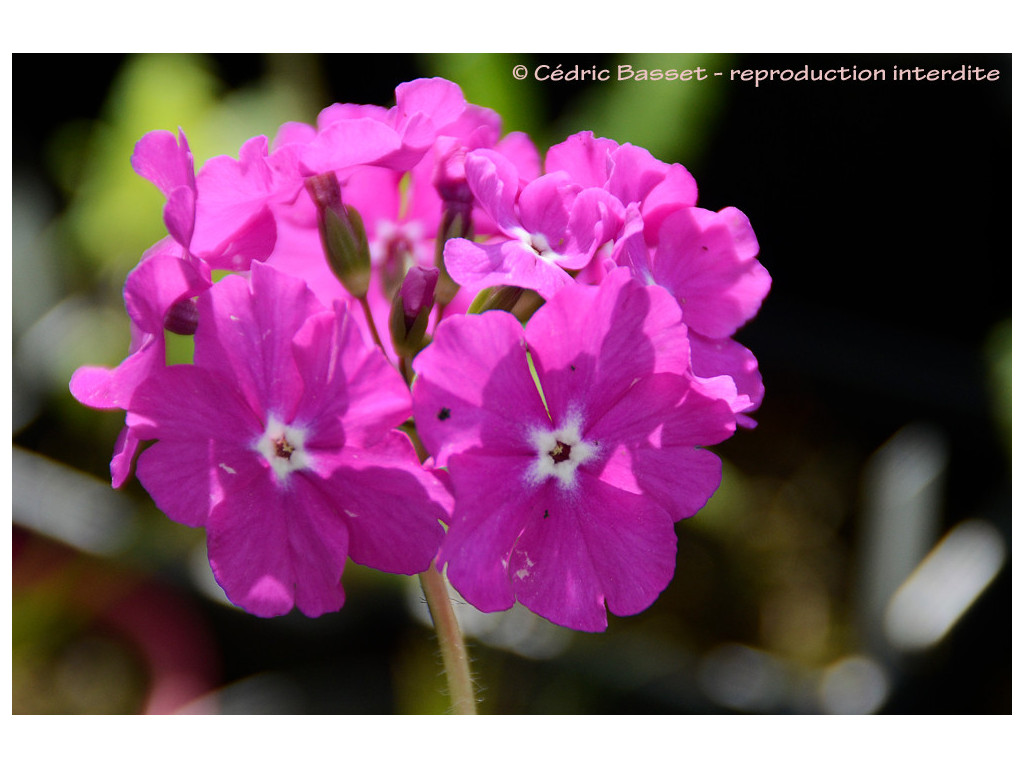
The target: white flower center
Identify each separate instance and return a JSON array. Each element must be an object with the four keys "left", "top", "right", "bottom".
[
  {"left": 527, "top": 413, "right": 598, "bottom": 490},
  {"left": 255, "top": 415, "right": 312, "bottom": 482},
  {"left": 513, "top": 227, "right": 561, "bottom": 263}
]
